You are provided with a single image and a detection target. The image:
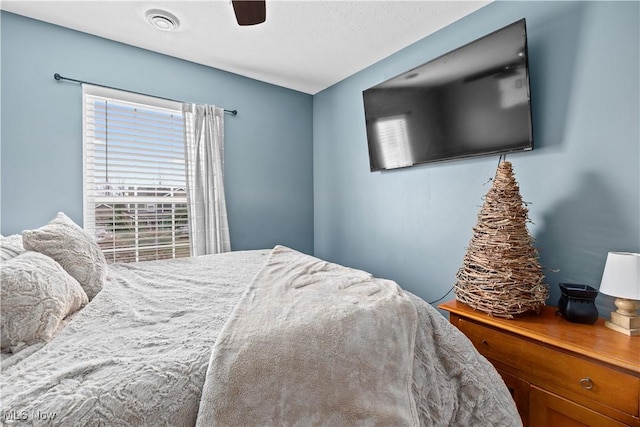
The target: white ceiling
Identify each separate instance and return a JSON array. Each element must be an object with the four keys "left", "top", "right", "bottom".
[{"left": 1, "top": 0, "right": 491, "bottom": 94}]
